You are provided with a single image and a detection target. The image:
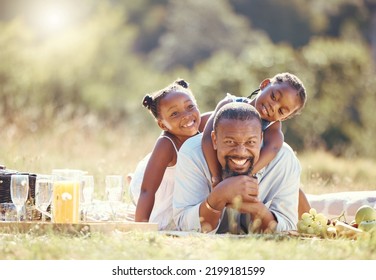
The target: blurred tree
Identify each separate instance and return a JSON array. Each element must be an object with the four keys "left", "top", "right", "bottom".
[
  {"left": 149, "top": 0, "right": 257, "bottom": 70},
  {"left": 286, "top": 37, "right": 376, "bottom": 157},
  {"left": 0, "top": 20, "right": 34, "bottom": 123},
  {"left": 191, "top": 51, "right": 254, "bottom": 111},
  {"left": 229, "top": 0, "right": 314, "bottom": 47},
  {"left": 0, "top": 1, "right": 165, "bottom": 128},
  {"left": 119, "top": 0, "right": 169, "bottom": 53},
  {"left": 0, "top": 0, "right": 26, "bottom": 20},
  {"left": 364, "top": 0, "right": 376, "bottom": 62},
  {"left": 230, "top": 0, "right": 371, "bottom": 49}
]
